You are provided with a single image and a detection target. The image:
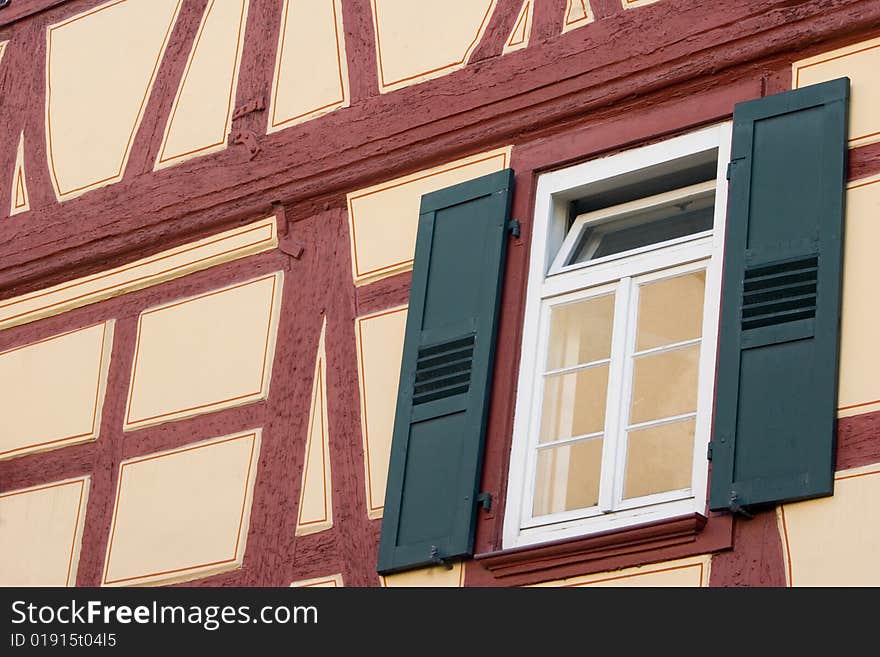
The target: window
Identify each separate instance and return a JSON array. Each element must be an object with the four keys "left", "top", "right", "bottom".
[{"left": 504, "top": 125, "right": 732, "bottom": 549}]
